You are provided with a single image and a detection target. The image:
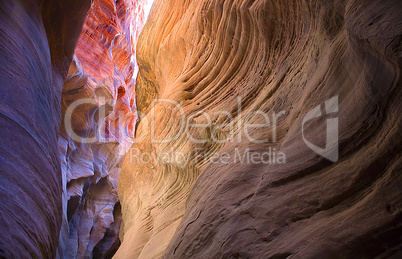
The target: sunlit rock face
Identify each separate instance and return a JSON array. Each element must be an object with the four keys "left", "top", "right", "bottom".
[
  {"left": 116, "top": 0, "right": 402, "bottom": 258},
  {"left": 56, "top": 0, "right": 153, "bottom": 257},
  {"left": 0, "top": 0, "right": 91, "bottom": 257}
]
